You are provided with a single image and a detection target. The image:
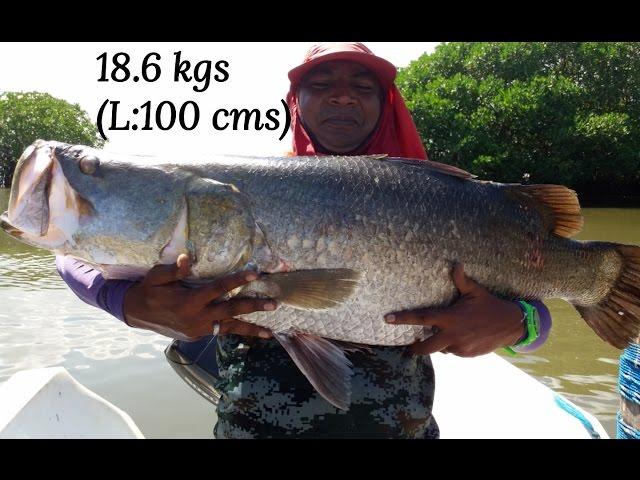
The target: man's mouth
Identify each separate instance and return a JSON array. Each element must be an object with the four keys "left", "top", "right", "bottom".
[{"left": 323, "top": 116, "right": 359, "bottom": 128}]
